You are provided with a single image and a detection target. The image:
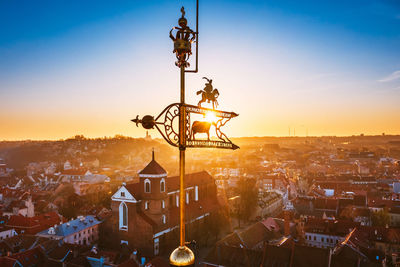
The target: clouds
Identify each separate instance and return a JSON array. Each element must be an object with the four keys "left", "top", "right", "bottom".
[{"left": 378, "top": 70, "right": 400, "bottom": 82}]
